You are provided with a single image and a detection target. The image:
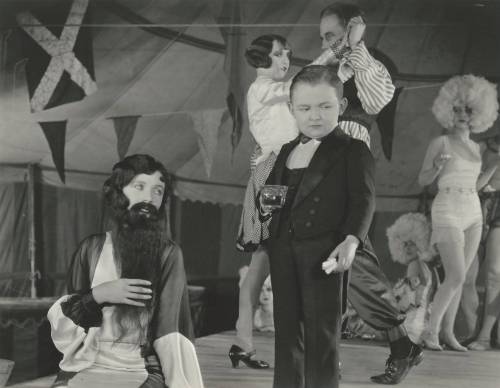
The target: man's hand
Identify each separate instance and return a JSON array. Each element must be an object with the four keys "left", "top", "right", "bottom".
[
  {"left": 259, "top": 194, "right": 275, "bottom": 215},
  {"left": 329, "top": 35, "right": 349, "bottom": 60},
  {"left": 92, "top": 279, "right": 152, "bottom": 306},
  {"left": 346, "top": 16, "right": 366, "bottom": 48},
  {"left": 322, "top": 235, "right": 360, "bottom": 274}
]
